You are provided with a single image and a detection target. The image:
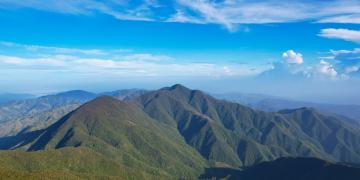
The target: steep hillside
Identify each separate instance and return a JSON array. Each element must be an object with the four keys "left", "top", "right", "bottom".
[
  {"left": 136, "top": 84, "right": 360, "bottom": 167},
  {"left": 279, "top": 107, "right": 360, "bottom": 162},
  {"left": 0, "top": 147, "right": 156, "bottom": 179},
  {"left": 0, "top": 96, "right": 207, "bottom": 179}
]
